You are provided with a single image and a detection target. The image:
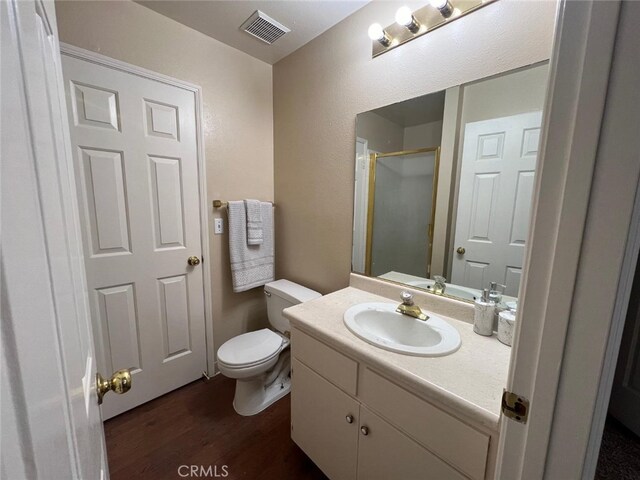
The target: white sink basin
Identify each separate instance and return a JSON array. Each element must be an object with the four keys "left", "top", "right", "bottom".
[
  {"left": 439, "top": 286, "right": 480, "bottom": 302},
  {"left": 405, "top": 280, "right": 480, "bottom": 302},
  {"left": 343, "top": 302, "right": 461, "bottom": 357}
]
